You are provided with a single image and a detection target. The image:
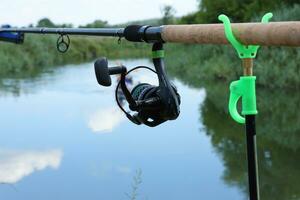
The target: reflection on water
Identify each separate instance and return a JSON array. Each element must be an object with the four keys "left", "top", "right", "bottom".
[
  {"left": 0, "top": 149, "right": 62, "bottom": 184},
  {"left": 1, "top": 58, "right": 299, "bottom": 200},
  {"left": 88, "top": 107, "right": 125, "bottom": 133},
  {"left": 200, "top": 81, "right": 300, "bottom": 200},
  {"left": 168, "top": 61, "right": 300, "bottom": 200},
  {"left": 125, "top": 169, "right": 143, "bottom": 200},
  {"left": 0, "top": 59, "right": 243, "bottom": 200}
]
